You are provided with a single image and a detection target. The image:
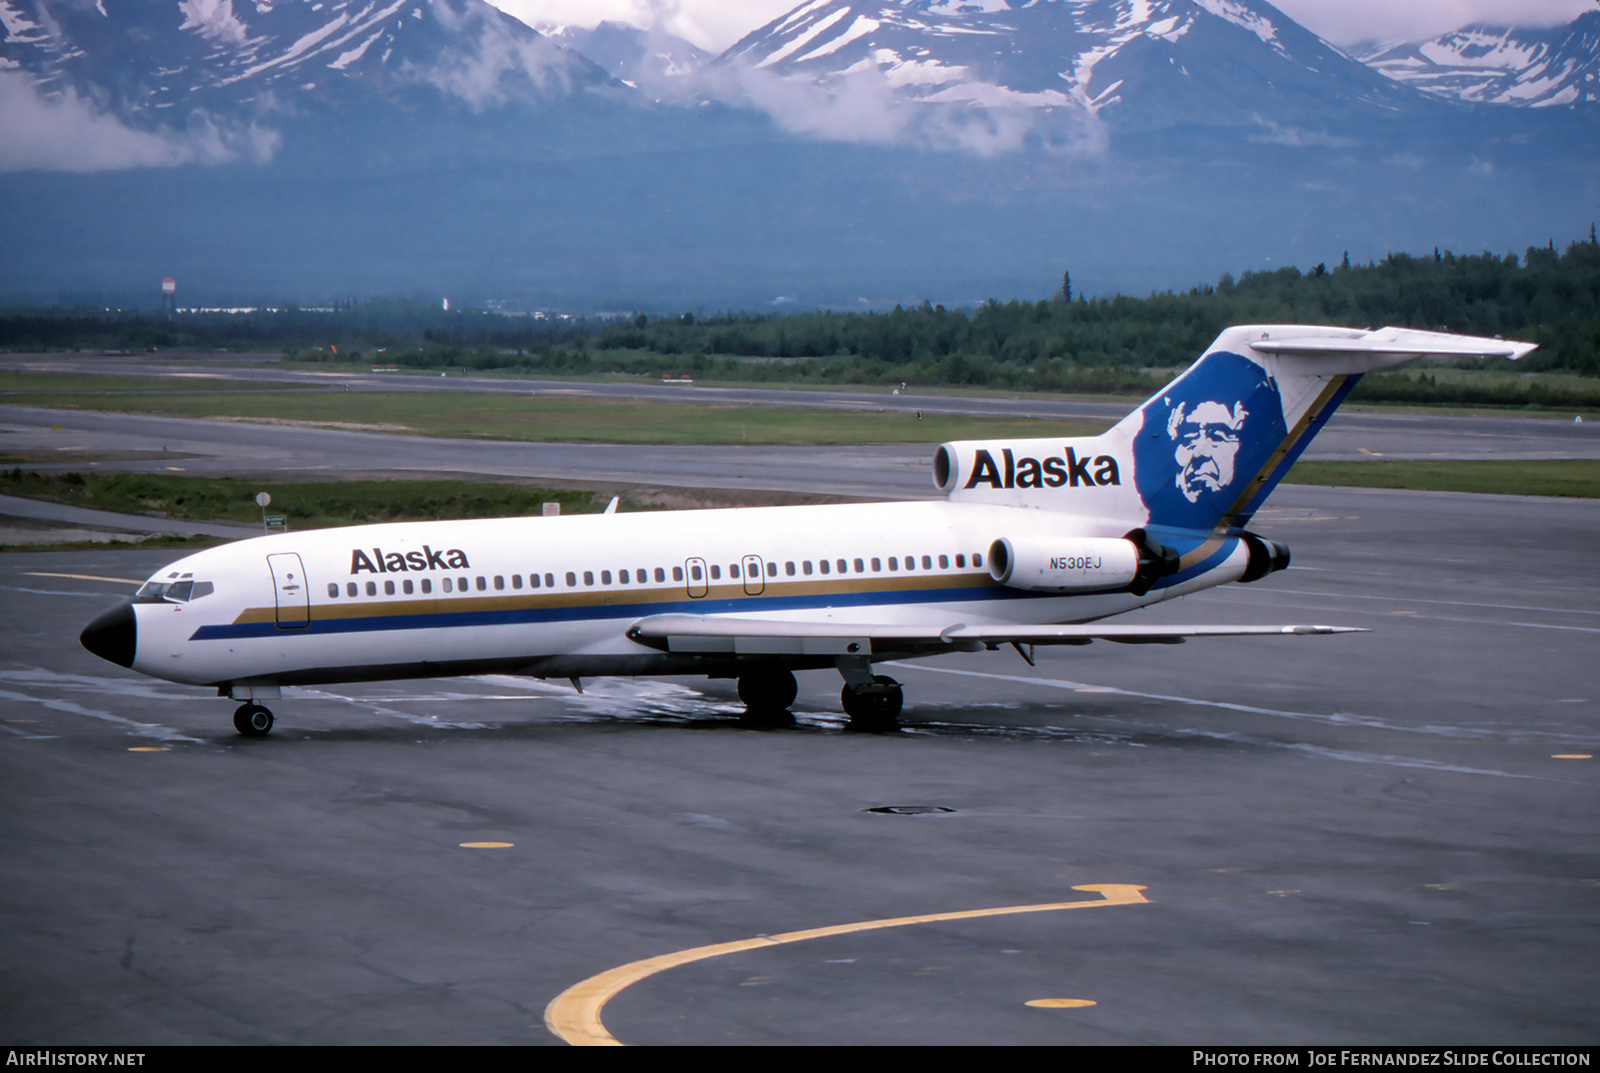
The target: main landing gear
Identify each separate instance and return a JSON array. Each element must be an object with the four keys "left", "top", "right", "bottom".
[
  {"left": 233, "top": 703, "right": 274, "bottom": 738},
  {"left": 840, "top": 676, "right": 903, "bottom": 733},
  {"left": 733, "top": 666, "right": 905, "bottom": 732},
  {"left": 737, "top": 669, "right": 798, "bottom": 727}
]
